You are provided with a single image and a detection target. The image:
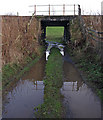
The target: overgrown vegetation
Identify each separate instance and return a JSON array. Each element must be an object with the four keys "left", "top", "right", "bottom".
[
  {"left": 68, "top": 16, "right": 103, "bottom": 101},
  {"left": 82, "top": 15, "right": 102, "bottom": 32},
  {"left": 69, "top": 17, "right": 84, "bottom": 48},
  {"left": 67, "top": 46, "right": 103, "bottom": 101},
  {"left": 34, "top": 48, "right": 64, "bottom": 118},
  {"left": 46, "top": 27, "right": 64, "bottom": 43}
]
